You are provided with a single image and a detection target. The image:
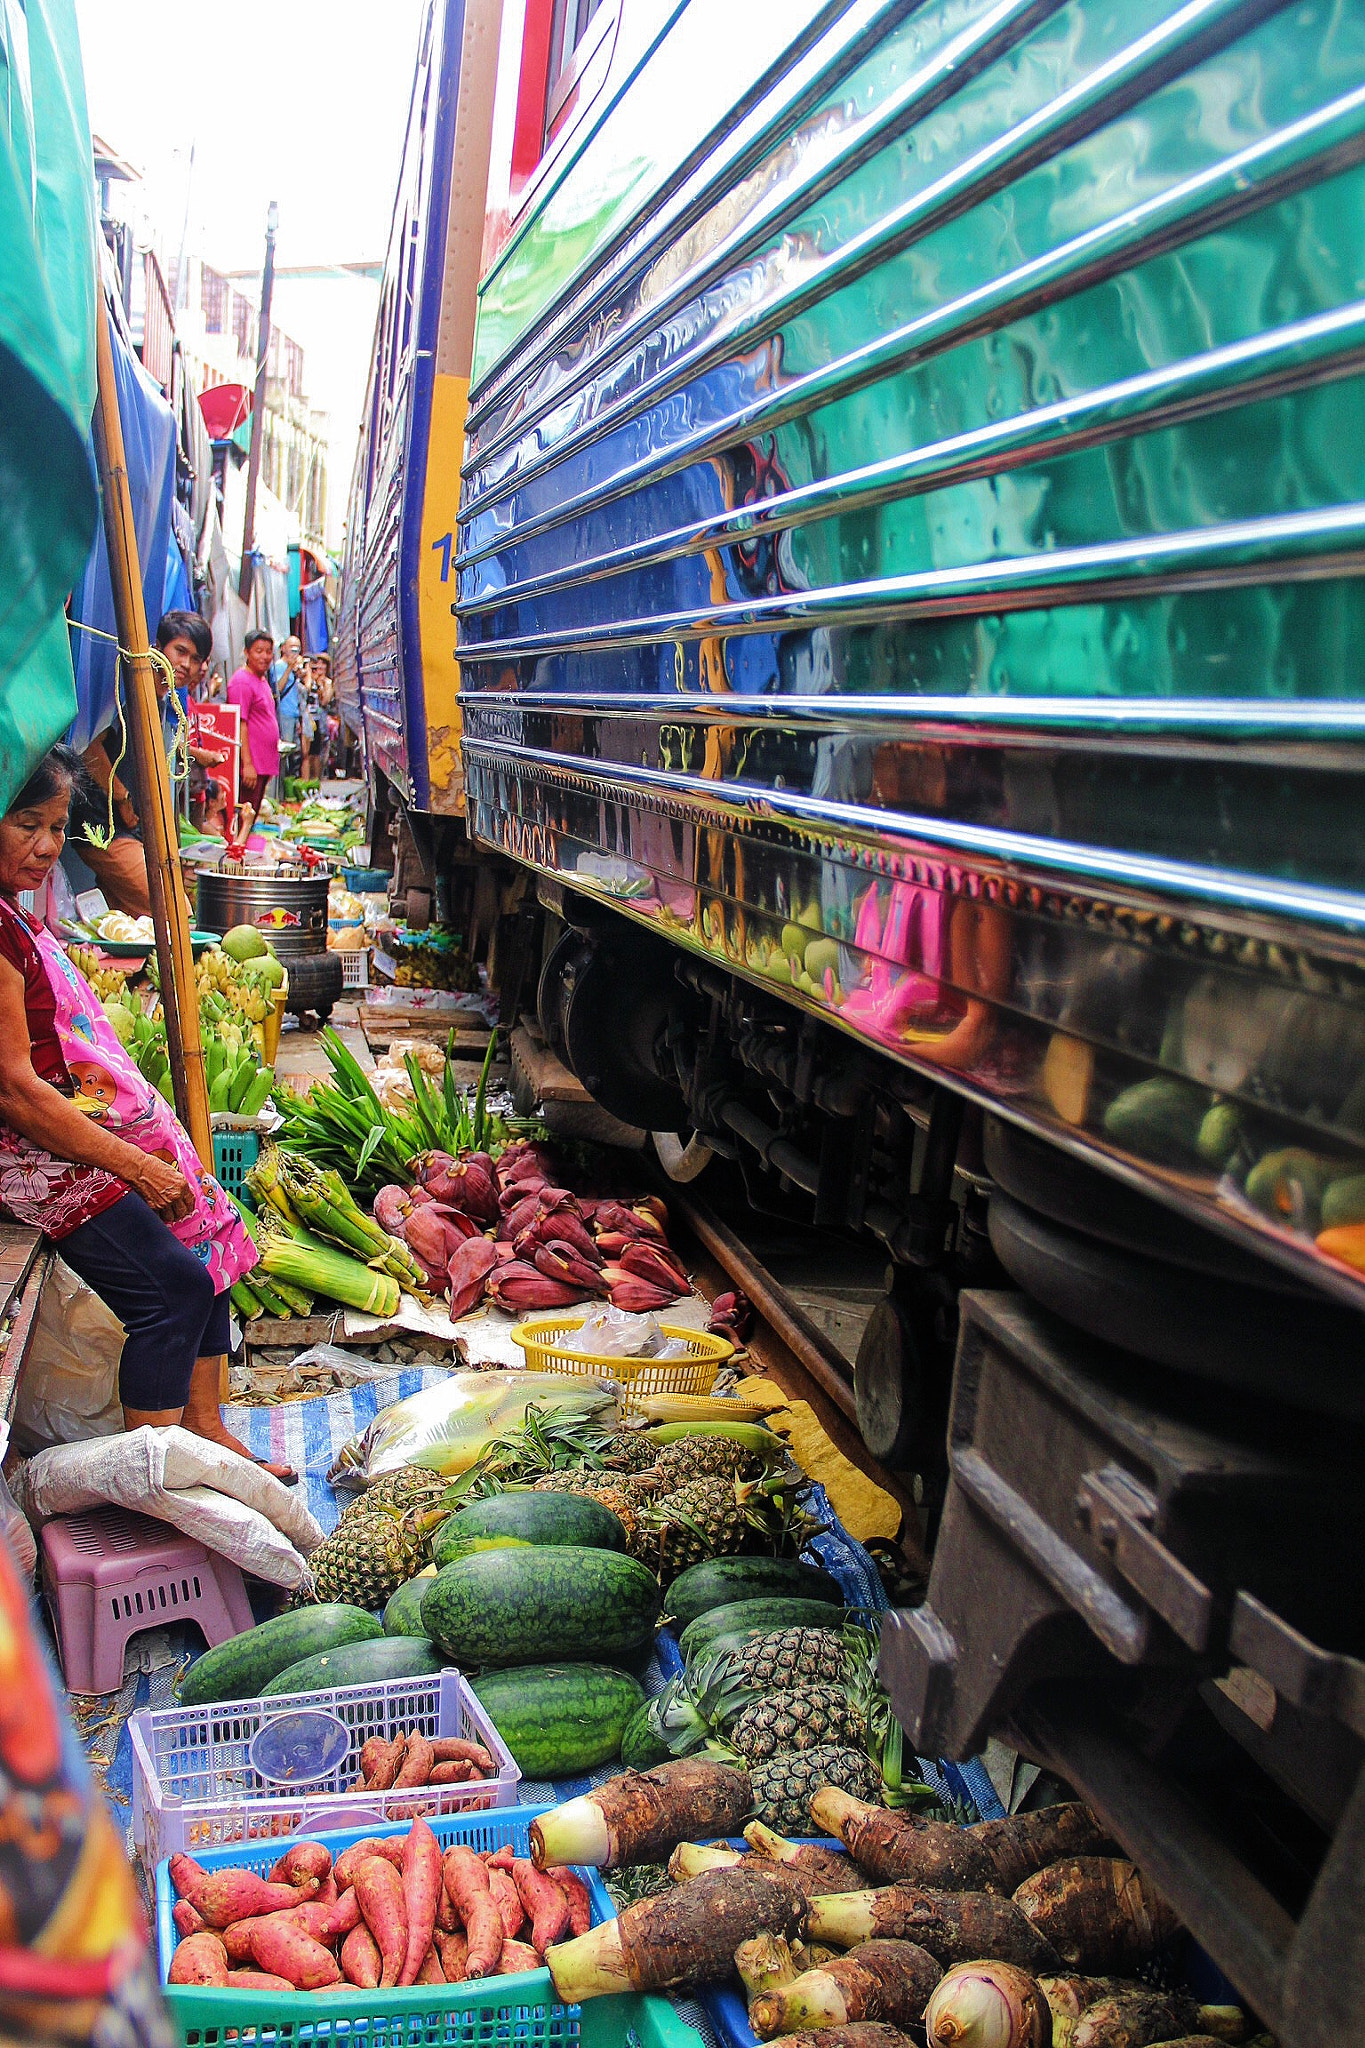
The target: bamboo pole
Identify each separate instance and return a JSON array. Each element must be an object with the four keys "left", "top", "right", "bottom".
[{"left": 91, "top": 292, "right": 212, "bottom": 1166}]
